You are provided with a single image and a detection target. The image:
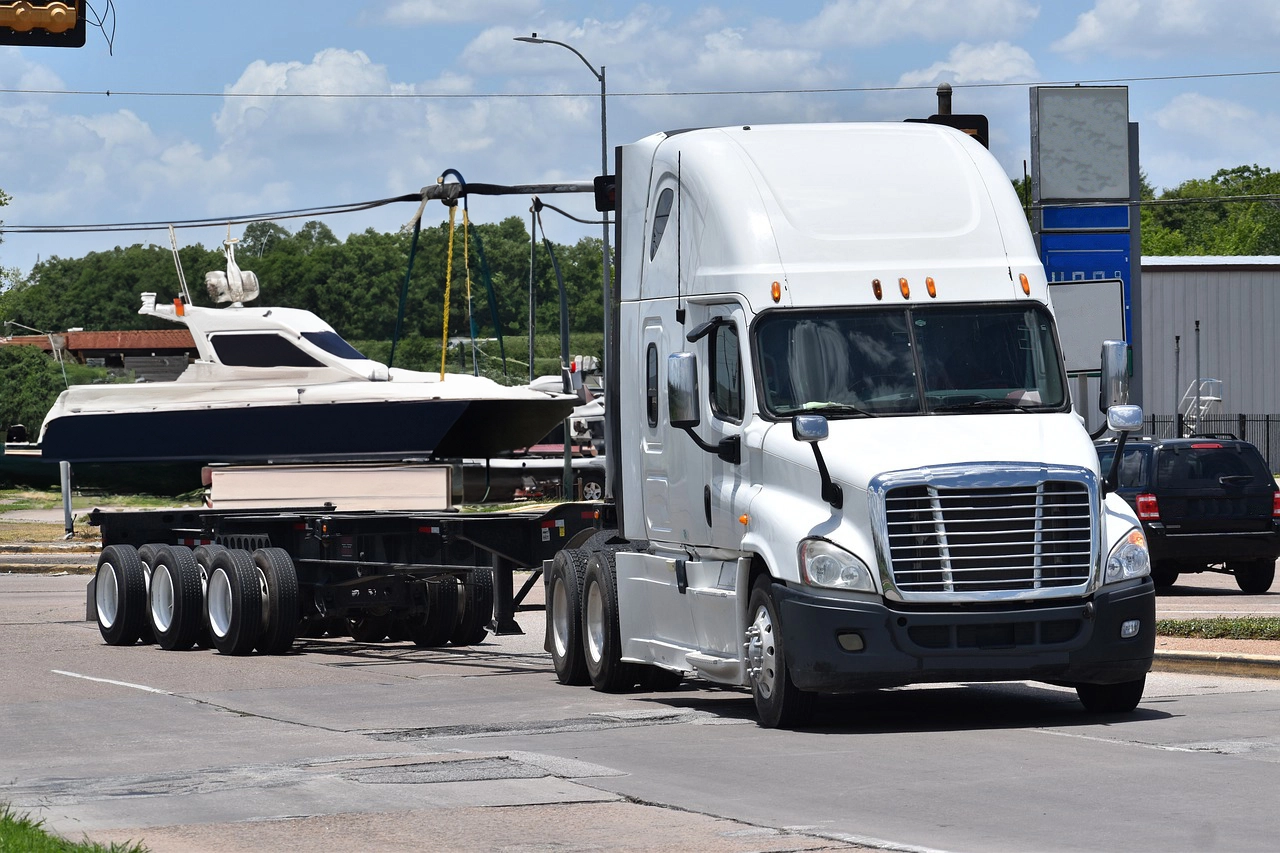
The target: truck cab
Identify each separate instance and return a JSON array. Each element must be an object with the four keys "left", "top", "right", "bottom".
[{"left": 548, "top": 122, "right": 1154, "bottom": 727}]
